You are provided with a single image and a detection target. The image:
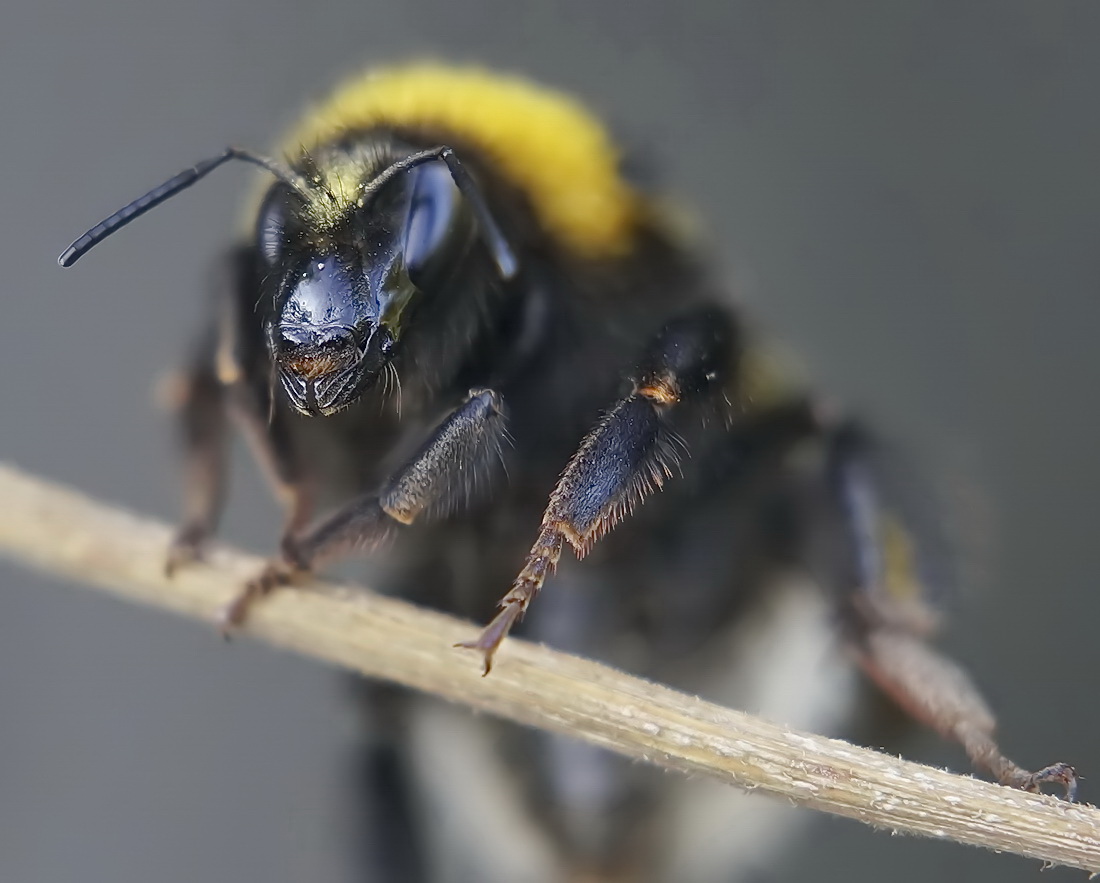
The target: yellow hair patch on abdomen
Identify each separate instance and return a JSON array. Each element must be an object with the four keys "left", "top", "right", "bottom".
[{"left": 284, "top": 64, "right": 644, "bottom": 260}]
